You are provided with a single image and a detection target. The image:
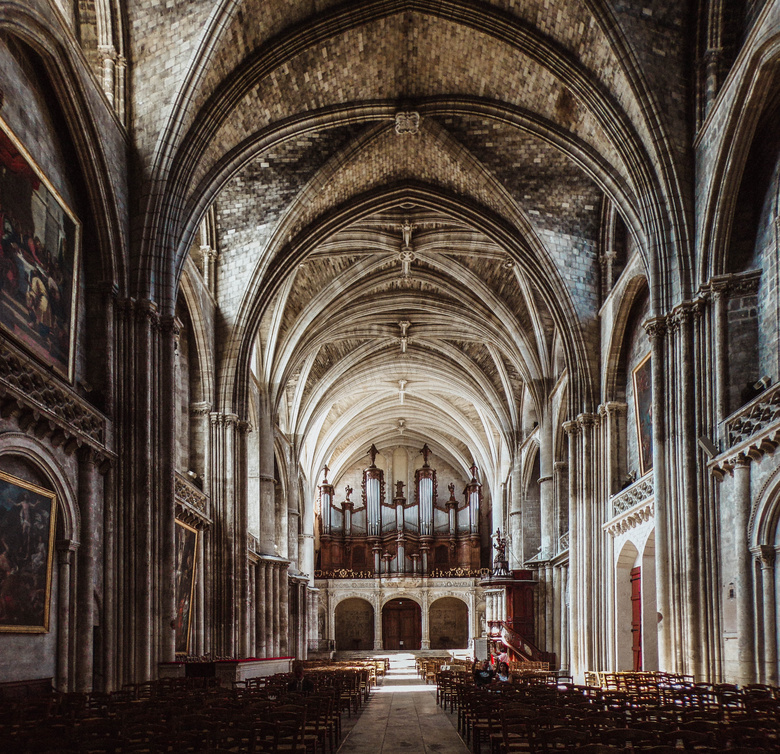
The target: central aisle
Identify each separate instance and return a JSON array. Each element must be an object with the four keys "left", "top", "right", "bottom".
[{"left": 338, "top": 655, "right": 470, "bottom": 753}]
